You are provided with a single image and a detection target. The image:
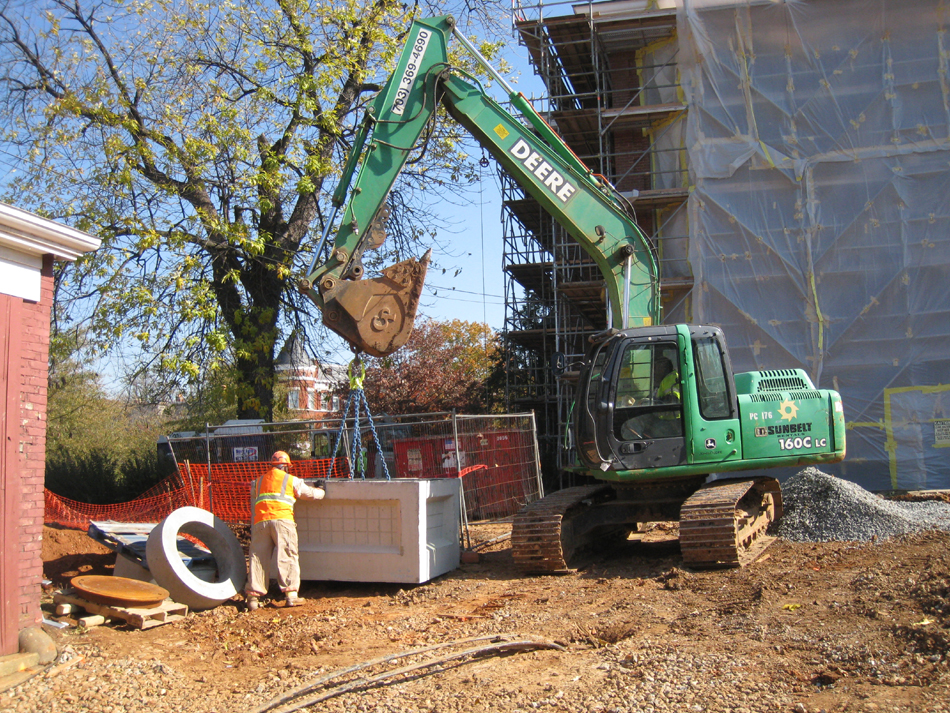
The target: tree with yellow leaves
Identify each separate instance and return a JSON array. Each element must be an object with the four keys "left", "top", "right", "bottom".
[{"left": 0, "top": 0, "right": 506, "bottom": 418}]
